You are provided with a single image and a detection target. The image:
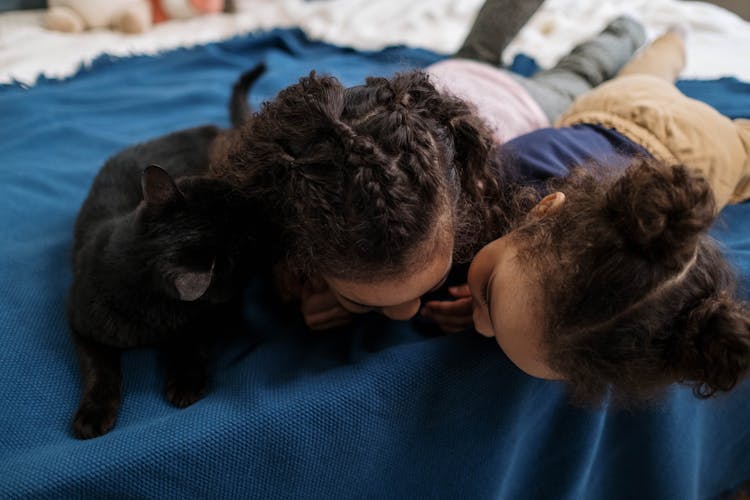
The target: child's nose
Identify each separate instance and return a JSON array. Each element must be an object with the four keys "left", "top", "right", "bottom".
[{"left": 381, "top": 298, "right": 421, "bottom": 321}]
